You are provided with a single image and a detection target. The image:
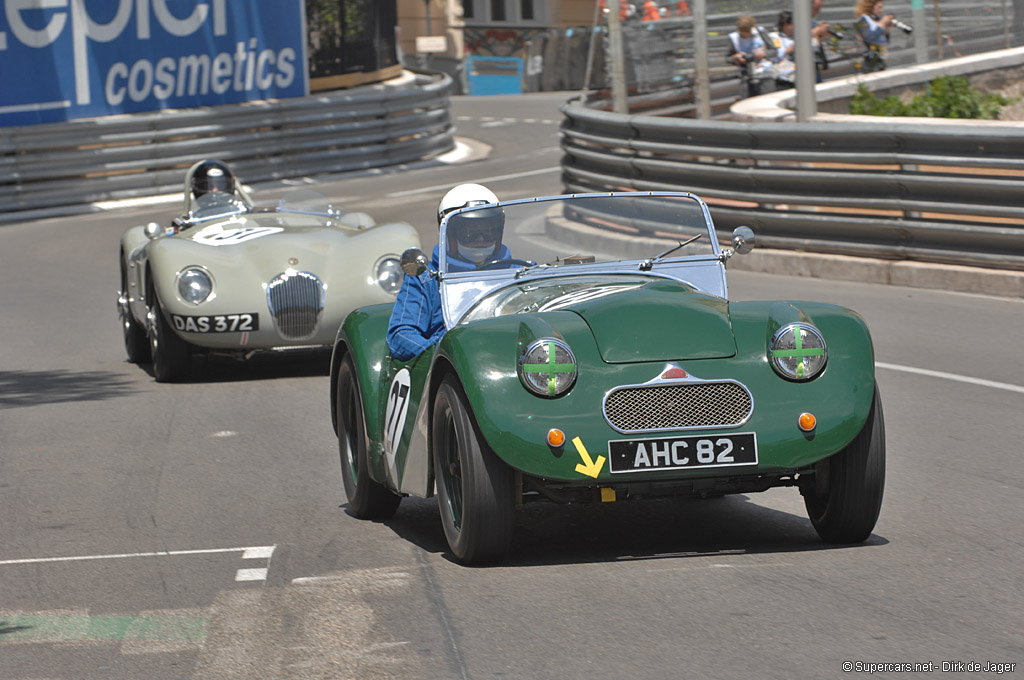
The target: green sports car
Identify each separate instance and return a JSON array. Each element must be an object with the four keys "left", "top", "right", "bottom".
[{"left": 329, "top": 192, "right": 884, "bottom": 564}]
